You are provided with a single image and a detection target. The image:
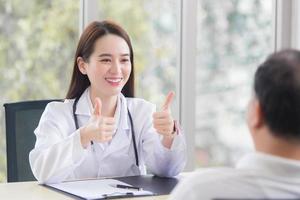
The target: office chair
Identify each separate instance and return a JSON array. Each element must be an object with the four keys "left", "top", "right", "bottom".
[{"left": 3, "top": 99, "right": 61, "bottom": 182}]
